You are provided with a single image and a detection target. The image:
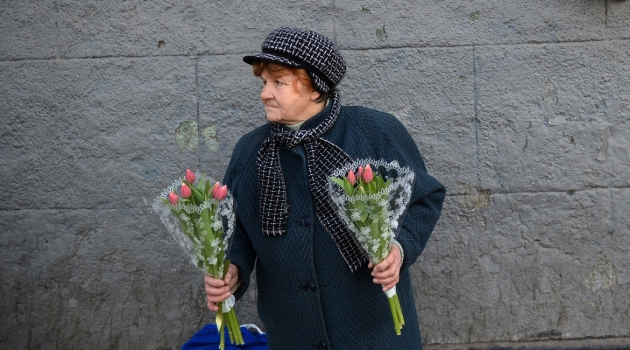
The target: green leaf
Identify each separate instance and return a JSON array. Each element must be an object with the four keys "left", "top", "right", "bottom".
[
  {"left": 368, "top": 182, "right": 376, "bottom": 194},
  {"left": 223, "top": 259, "right": 231, "bottom": 279},
  {"left": 370, "top": 220, "right": 380, "bottom": 239},
  {"left": 204, "top": 179, "right": 210, "bottom": 195},
  {"left": 330, "top": 177, "right": 346, "bottom": 189},
  {"left": 342, "top": 178, "right": 354, "bottom": 196},
  {"left": 191, "top": 186, "right": 205, "bottom": 204},
  {"left": 376, "top": 175, "right": 385, "bottom": 191}
]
